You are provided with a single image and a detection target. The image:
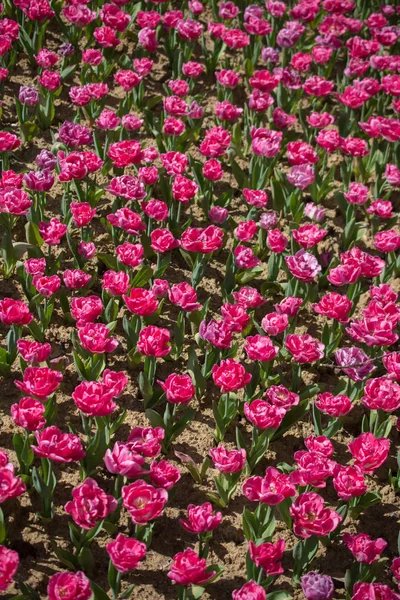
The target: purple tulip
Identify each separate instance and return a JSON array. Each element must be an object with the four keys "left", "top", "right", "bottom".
[
  {"left": 58, "top": 42, "right": 75, "bottom": 57},
  {"left": 19, "top": 86, "right": 39, "bottom": 106},
  {"left": 335, "top": 347, "right": 376, "bottom": 382},
  {"left": 259, "top": 211, "right": 278, "bottom": 230},
  {"left": 35, "top": 149, "right": 57, "bottom": 170},
  {"left": 301, "top": 572, "right": 334, "bottom": 600}
]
